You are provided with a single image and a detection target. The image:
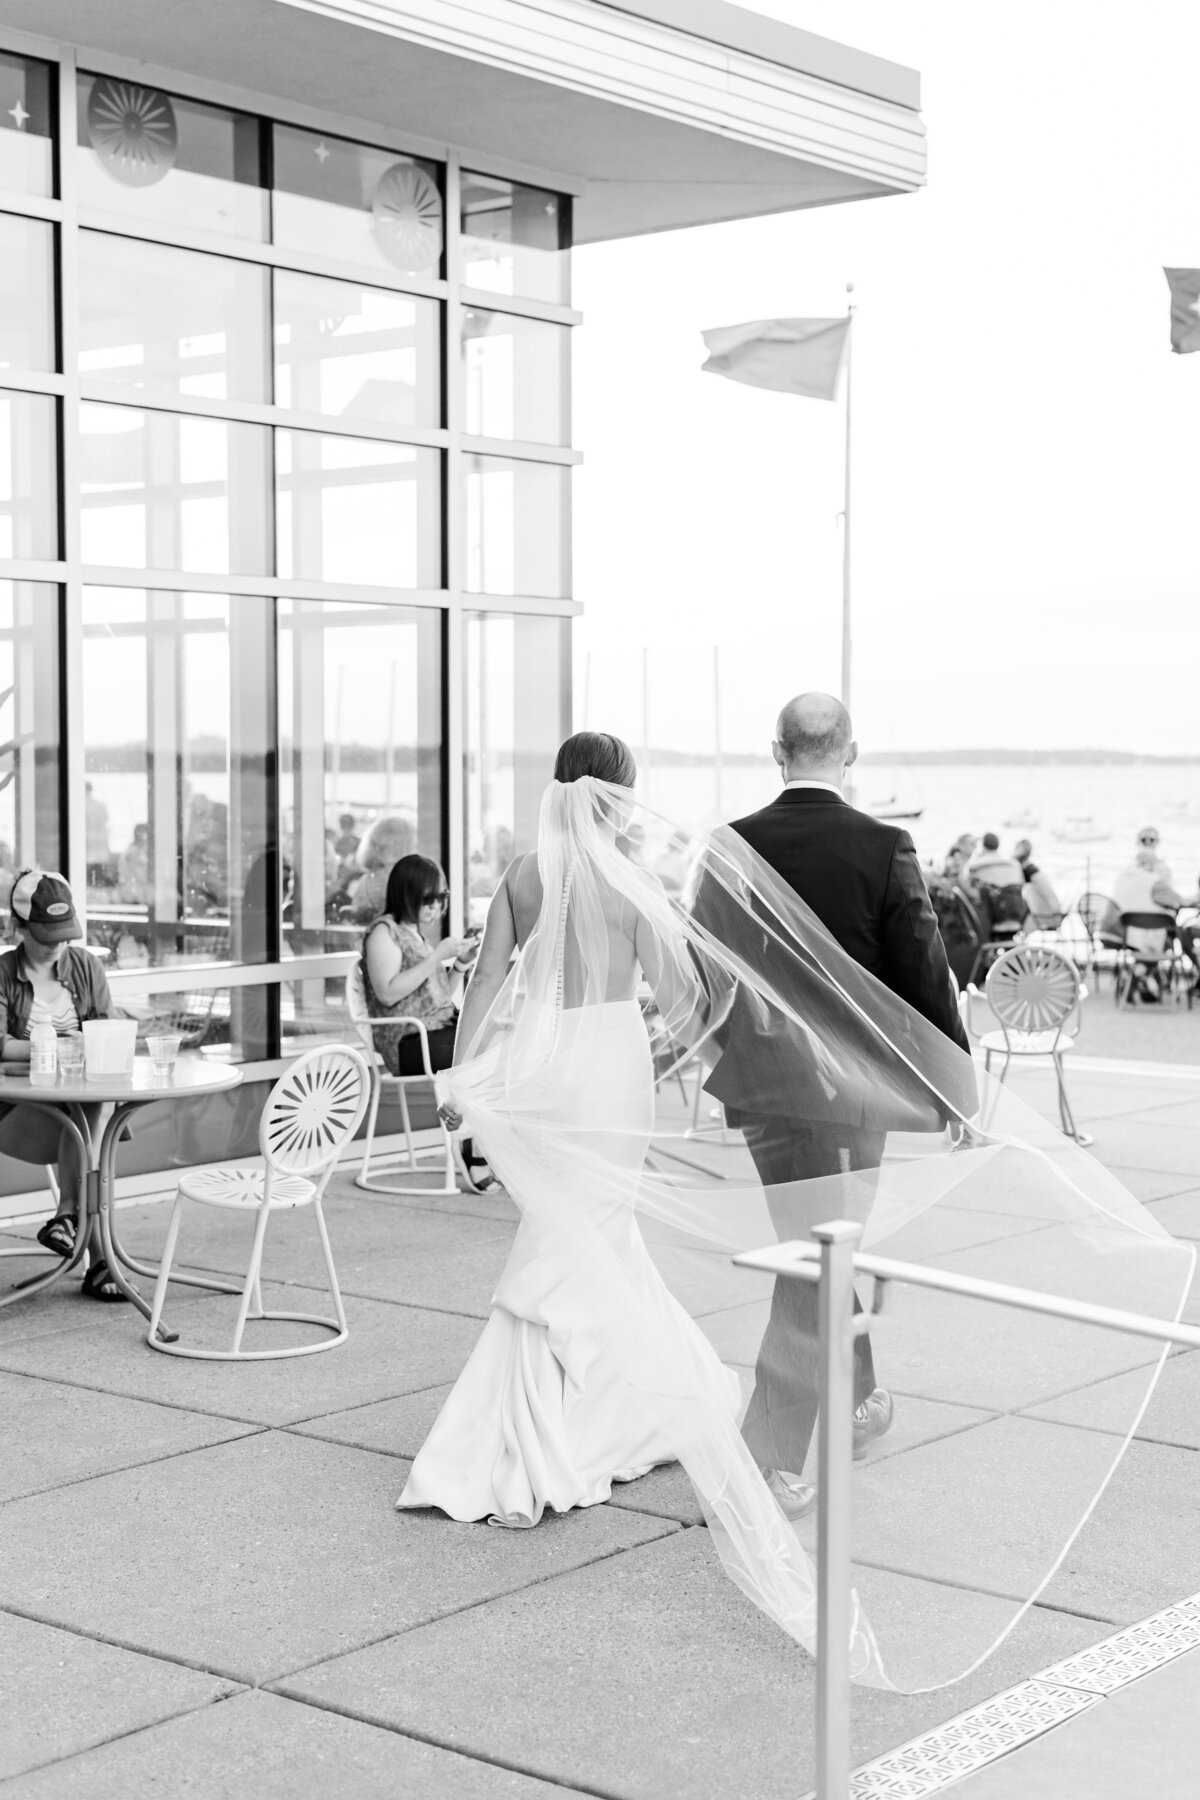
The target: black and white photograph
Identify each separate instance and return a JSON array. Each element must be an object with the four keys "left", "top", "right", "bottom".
[{"left": 0, "top": 3, "right": 1198, "bottom": 1796}]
